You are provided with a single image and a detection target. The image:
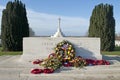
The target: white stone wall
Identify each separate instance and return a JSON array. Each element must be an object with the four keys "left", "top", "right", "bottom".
[
  {"left": 21, "top": 37, "right": 102, "bottom": 62},
  {"left": 115, "top": 40, "right": 120, "bottom": 46}
]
